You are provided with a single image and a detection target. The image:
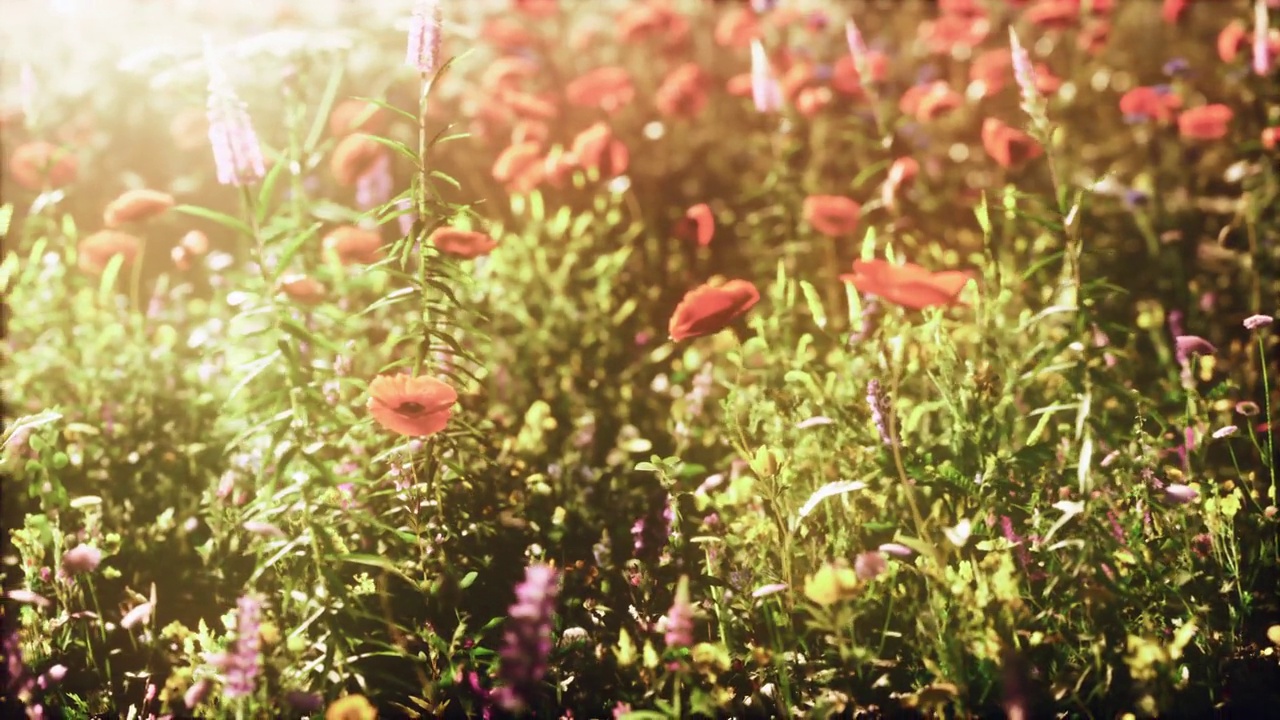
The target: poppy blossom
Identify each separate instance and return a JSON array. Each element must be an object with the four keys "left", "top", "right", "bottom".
[
  {"left": 499, "top": 89, "right": 560, "bottom": 122},
  {"left": 969, "top": 48, "right": 1012, "bottom": 98},
  {"left": 830, "top": 52, "right": 889, "bottom": 96},
  {"left": 324, "top": 226, "right": 384, "bottom": 266},
  {"left": 331, "top": 134, "right": 387, "bottom": 187},
  {"left": 1217, "top": 19, "right": 1280, "bottom": 65},
  {"left": 565, "top": 66, "right": 635, "bottom": 114},
  {"left": 329, "top": 99, "right": 388, "bottom": 137},
  {"left": 617, "top": 0, "right": 690, "bottom": 50},
  {"left": 1162, "top": 0, "right": 1189, "bottom": 24},
  {"left": 78, "top": 230, "right": 141, "bottom": 275},
  {"left": 9, "top": 141, "right": 77, "bottom": 190},
  {"left": 481, "top": 18, "right": 537, "bottom": 50},
  {"left": 366, "top": 374, "right": 458, "bottom": 437},
  {"left": 668, "top": 279, "right": 761, "bottom": 341},
  {"left": 430, "top": 227, "right": 499, "bottom": 258},
  {"left": 513, "top": 0, "right": 558, "bottom": 18},
  {"left": 796, "top": 87, "right": 833, "bottom": 117},
  {"left": 493, "top": 141, "right": 545, "bottom": 193},
  {"left": 570, "top": 122, "right": 628, "bottom": 178},
  {"left": 1119, "top": 86, "right": 1182, "bottom": 123},
  {"left": 278, "top": 274, "right": 326, "bottom": 305},
  {"left": 714, "top": 7, "right": 760, "bottom": 48},
  {"left": 103, "top": 189, "right": 175, "bottom": 228},
  {"left": 899, "top": 81, "right": 963, "bottom": 121},
  {"left": 1024, "top": 0, "right": 1083, "bottom": 30},
  {"left": 541, "top": 145, "right": 581, "bottom": 188},
  {"left": 803, "top": 195, "right": 861, "bottom": 237},
  {"left": 655, "top": 63, "right": 710, "bottom": 118},
  {"left": 1178, "top": 104, "right": 1233, "bottom": 141},
  {"left": 981, "top": 118, "right": 1042, "bottom": 168},
  {"left": 920, "top": 14, "right": 990, "bottom": 54},
  {"left": 840, "top": 259, "right": 973, "bottom": 310},
  {"left": 675, "top": 203, "right": 715, "bottom": 246},
  {"left": 1263, "top": 126, "right": 1280, "bottom": 149}
]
